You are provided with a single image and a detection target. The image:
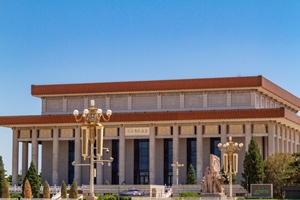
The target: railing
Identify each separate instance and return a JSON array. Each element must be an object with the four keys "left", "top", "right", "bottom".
[
  {"left": 9, "top": 185, "right": 83, "bottom": 194},
  {"left": 51, "top": 192, "right": 61, "bottom": 200}
]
